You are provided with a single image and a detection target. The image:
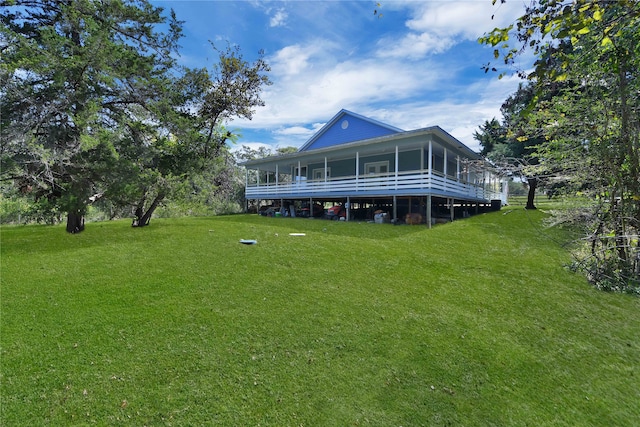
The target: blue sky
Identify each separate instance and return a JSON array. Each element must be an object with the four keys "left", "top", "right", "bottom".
[{"left": 153, "top": 0, "right": 532, "bottom": 152}]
